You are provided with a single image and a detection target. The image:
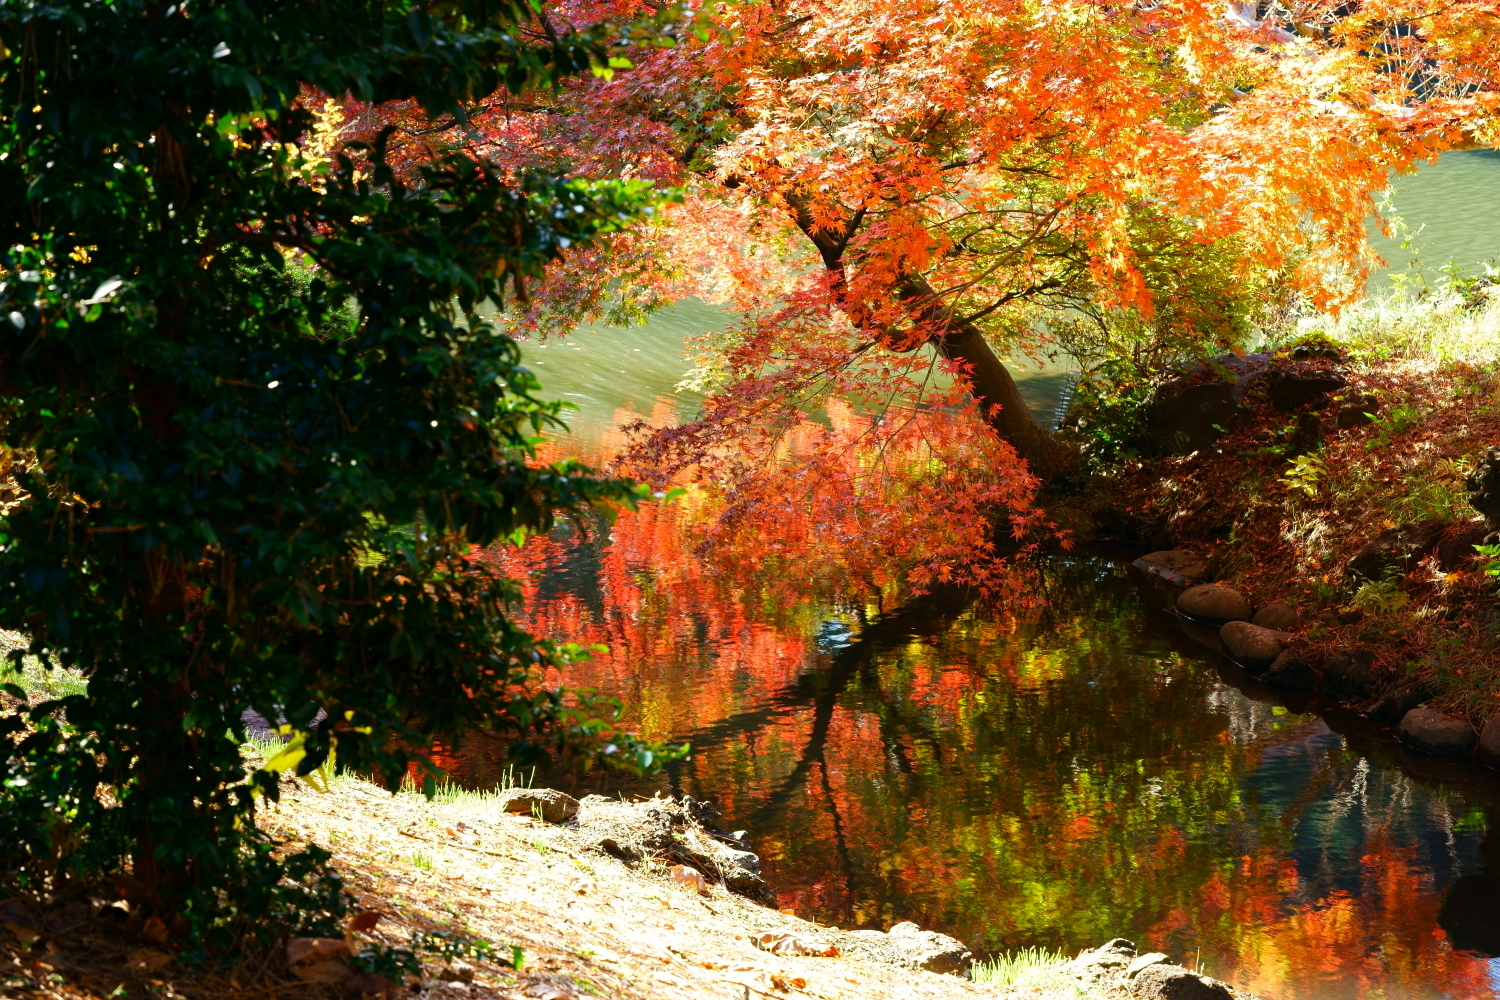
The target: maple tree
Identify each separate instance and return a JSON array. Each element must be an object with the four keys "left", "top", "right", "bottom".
[
  {"left": 314, "top": 0, "right": 1499, "bottom": 599},
  {"left": 336, "top": 0, "right": 1496, "bottom": 458}
]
